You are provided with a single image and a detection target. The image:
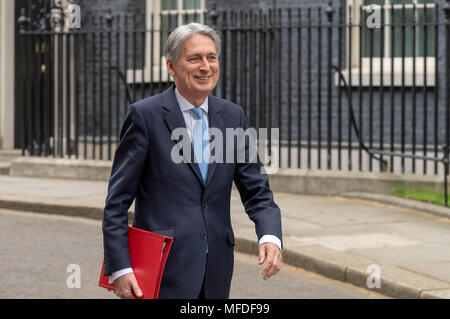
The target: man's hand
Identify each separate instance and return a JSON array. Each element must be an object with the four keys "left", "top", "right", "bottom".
[
  {"left": 258, "top": 243, "right": 282, "bottom": 280},
  {"left": 114, "top": 273, "right": 143, "bottom": 299}
]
